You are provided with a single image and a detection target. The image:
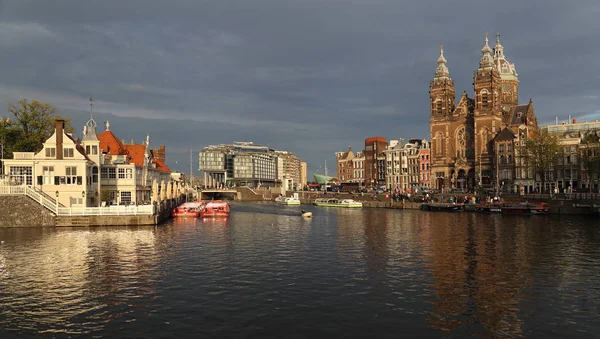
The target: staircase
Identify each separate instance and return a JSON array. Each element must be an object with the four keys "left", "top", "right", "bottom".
[{"left": 0, "top": 186, "right": 60, "bottom": 214}]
